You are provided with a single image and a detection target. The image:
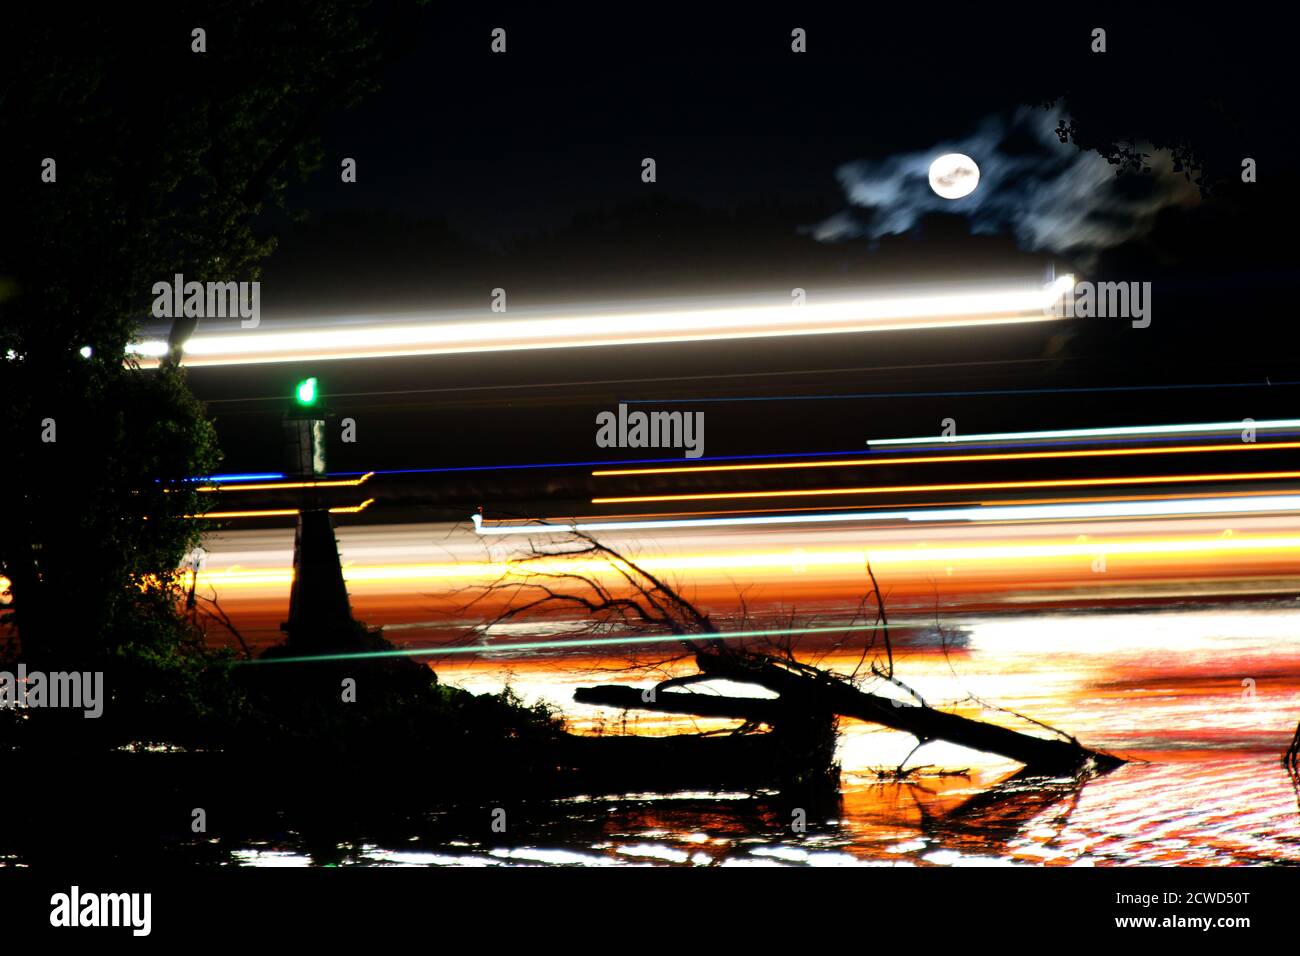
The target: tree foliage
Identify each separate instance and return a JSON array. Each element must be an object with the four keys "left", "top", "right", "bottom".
[{"left": 0, "top": 3, "right": 399, "bottom": 673}]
